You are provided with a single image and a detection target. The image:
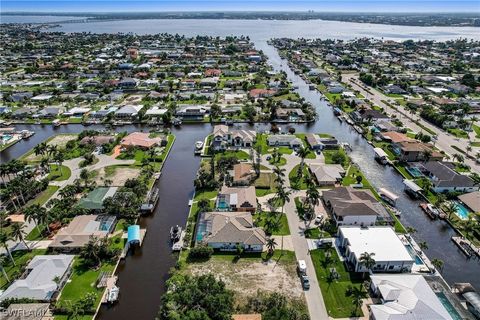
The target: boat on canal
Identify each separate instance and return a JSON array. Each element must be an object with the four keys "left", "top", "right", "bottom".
[
  {"left": 419, "top": 203, "right": 439, "bottom": 219},
  {"left": 170, "top": 225, "right": 182, "bottom": 242},
  {"left": 373, "top": 147, "right": 389, "bottom": 165},
  {"left": 194, "top": 141, "right": 203, "bottom": 155},
  {"left": 379, "top": 188, "right": 399, "bottom": 206}
]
